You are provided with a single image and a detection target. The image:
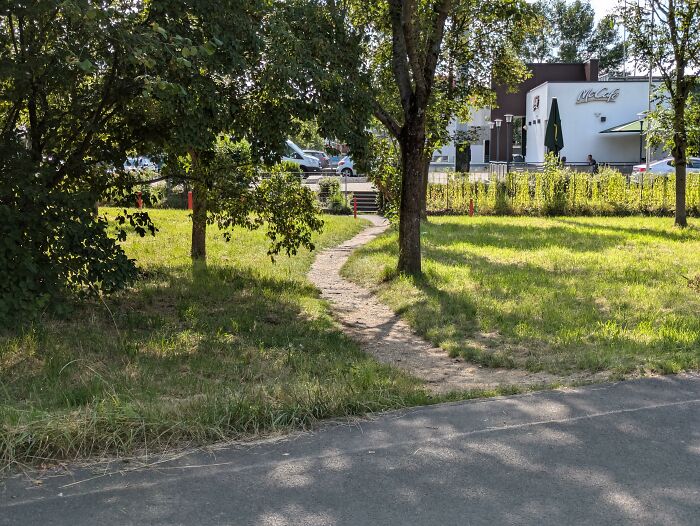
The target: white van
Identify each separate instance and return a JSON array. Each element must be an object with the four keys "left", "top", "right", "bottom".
[{"left": 282, "top": 139, "right": 321, "bottom": 176}]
